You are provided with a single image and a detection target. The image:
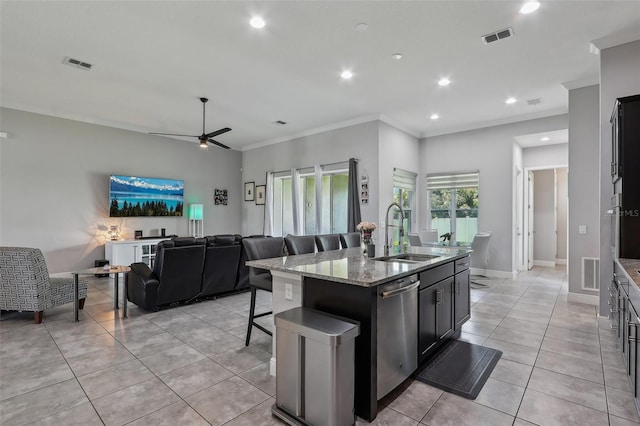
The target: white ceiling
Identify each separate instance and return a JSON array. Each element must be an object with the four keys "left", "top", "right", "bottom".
[
  {"left": 515, "top": 129, "right": 568, "bottom": 148},
  {"left": 1, "top": 1, "right": 639, "bottom": 150}
]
